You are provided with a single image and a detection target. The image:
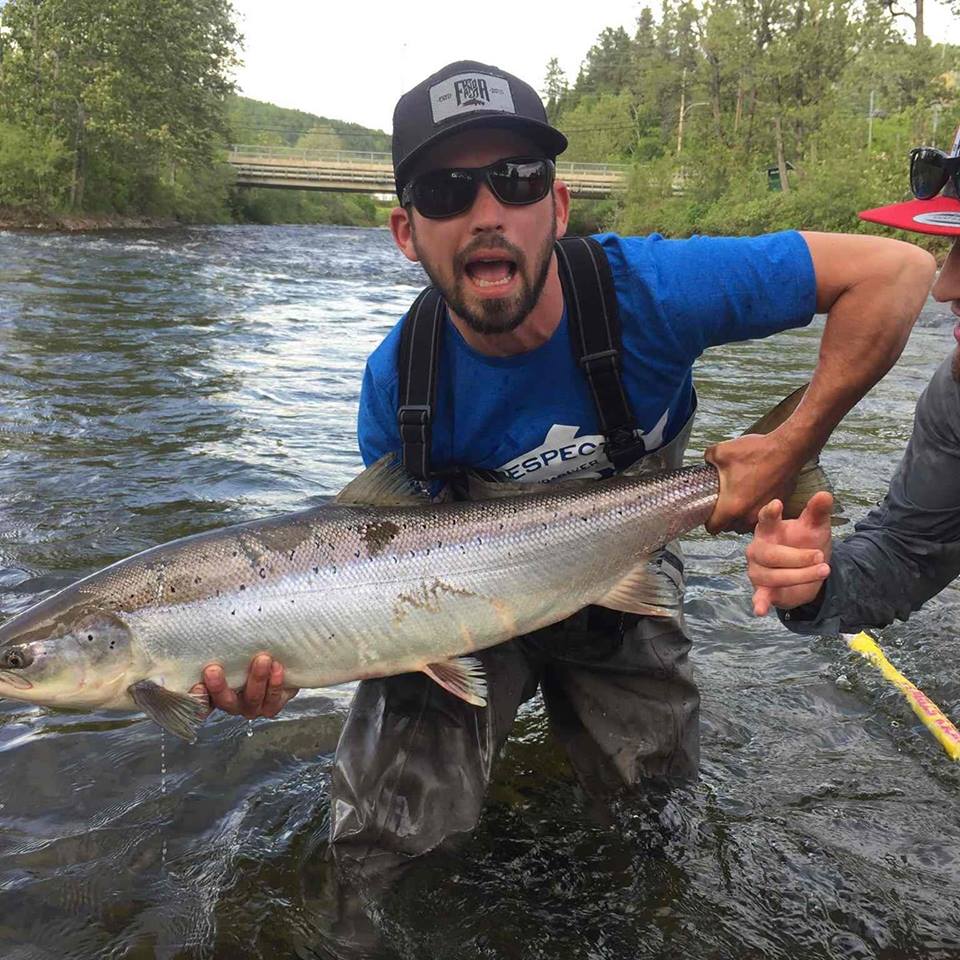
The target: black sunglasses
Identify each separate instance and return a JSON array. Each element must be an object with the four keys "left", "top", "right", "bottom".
[
  {"left": 401, "top": 157, "right": 555, "bottom": 219},
  {"left": 910, "top": 147, "right": 960, "bottom": 200}
]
